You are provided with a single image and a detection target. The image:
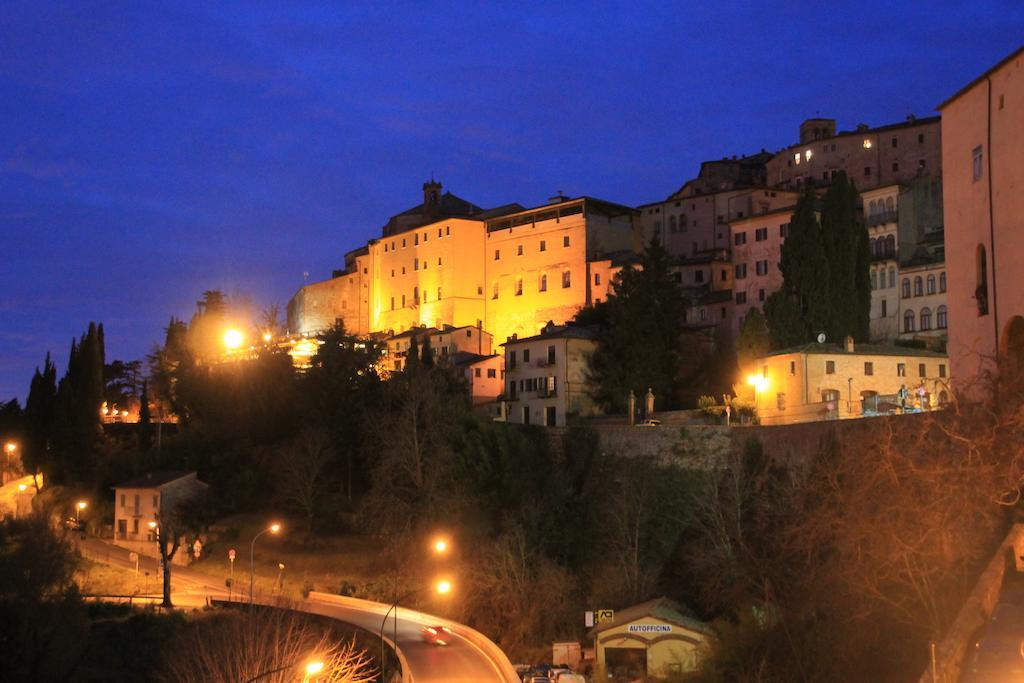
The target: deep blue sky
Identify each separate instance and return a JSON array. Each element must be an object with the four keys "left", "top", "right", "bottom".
[{"left": 1, "top": 2, "right": 1021, "bottom": 401}]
